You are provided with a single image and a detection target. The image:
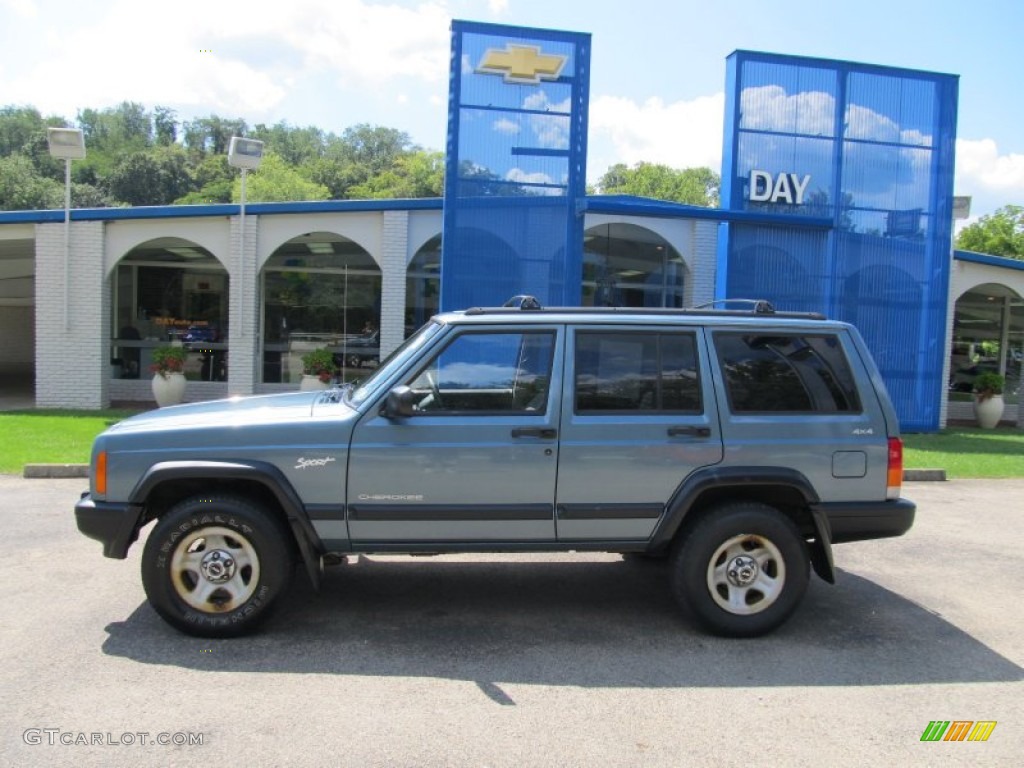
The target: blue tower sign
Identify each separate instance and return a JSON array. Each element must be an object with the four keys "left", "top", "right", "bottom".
[
  {"left": 441, "top": 20, "right": 591, "bottom": 311},
  {"left": 717, "top": 52, "right": 959, "bottom": 431}
]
